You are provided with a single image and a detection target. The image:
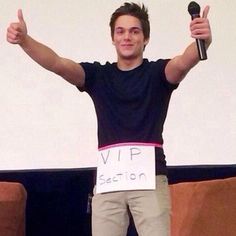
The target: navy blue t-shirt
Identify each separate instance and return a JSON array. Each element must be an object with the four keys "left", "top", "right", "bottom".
[{"left": 78, "top": 59, "right": 178, "bottom": 174}]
